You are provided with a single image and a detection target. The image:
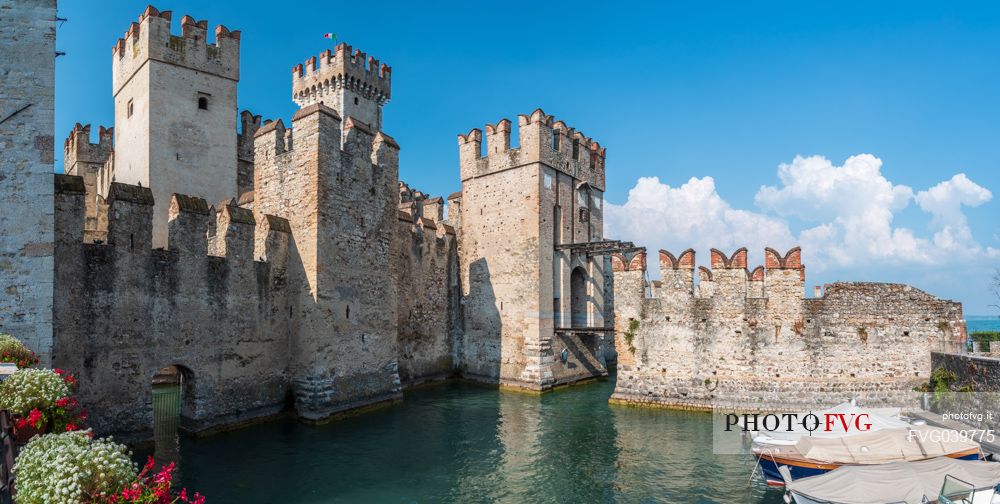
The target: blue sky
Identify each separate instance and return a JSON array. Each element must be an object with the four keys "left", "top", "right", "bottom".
[{"left": 55, "top": 1, "right": 1000, "bottom": 314}]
